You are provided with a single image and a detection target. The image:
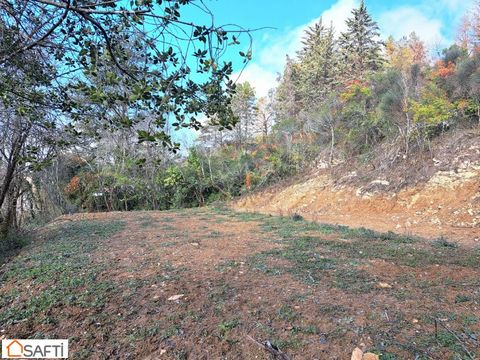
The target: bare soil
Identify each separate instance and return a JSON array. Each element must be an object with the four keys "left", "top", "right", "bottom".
[
  {"left": 234, "top": 130, "right": 480, "bottom": 247},
  {"left": 0, "top": 208, "right": 479, "bottom": 359}
]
